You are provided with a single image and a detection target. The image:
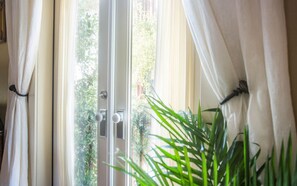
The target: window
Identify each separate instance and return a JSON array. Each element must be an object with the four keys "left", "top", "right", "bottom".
[
  {"left": 55, "top": 0, "right": 200, "bottom": 185},
  {"left": 73, "top": 0, "right": 99, "bottom": 185}
]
